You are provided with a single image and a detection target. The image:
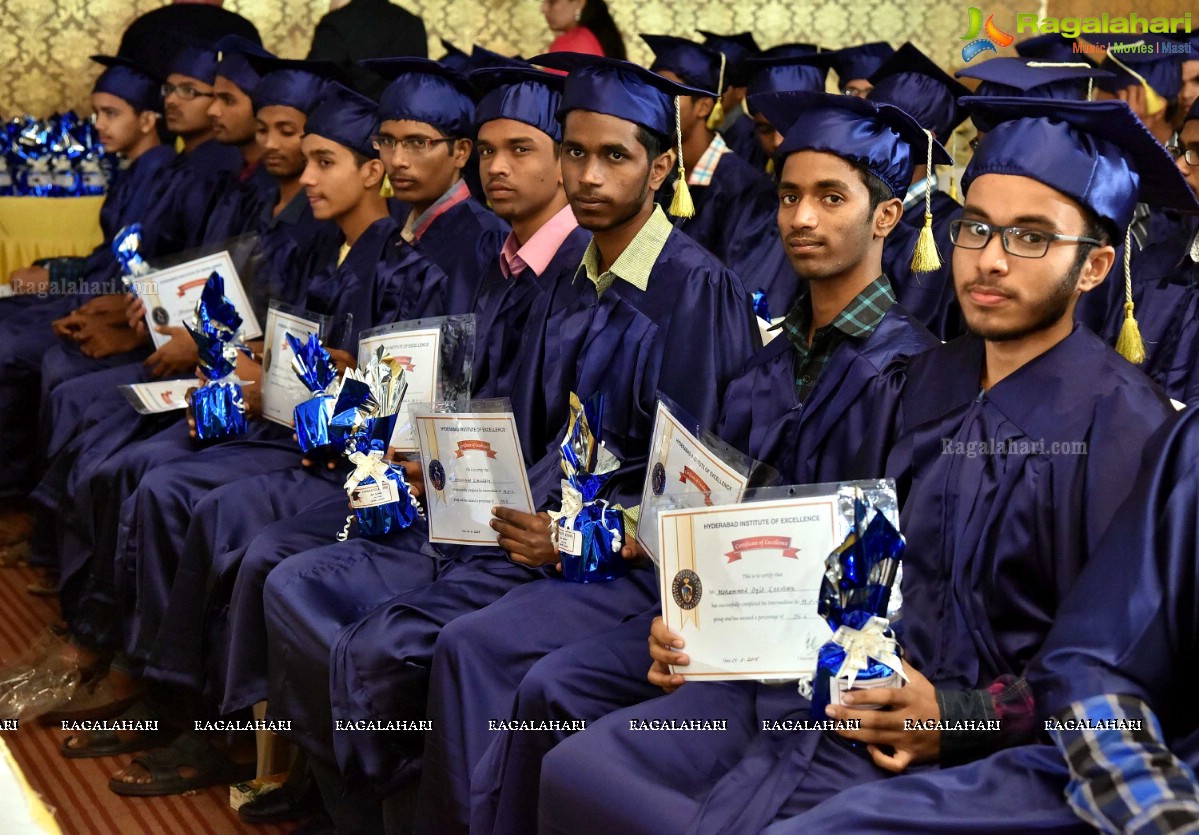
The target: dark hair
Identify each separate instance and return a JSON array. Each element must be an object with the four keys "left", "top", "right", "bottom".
[
  {"left": 350, "top": 148, "right": 373, "bottom": 167},
  {"left": 634, "top": 125, "right": 668, "bottom": 163},
  {"left": 846, "top": 158, "right": 895, "bottom": 215},
  {"left": 579, "top": 0, "right": 627, "bottom": 61},
  {"left": 1072, "top": 204, "right": 1114, "bottom": 272}
]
